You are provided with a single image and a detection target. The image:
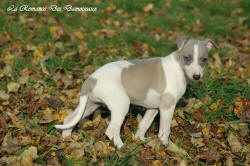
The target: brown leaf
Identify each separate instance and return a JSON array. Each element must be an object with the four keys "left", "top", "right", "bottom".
[
  {"left": 45, "top": 96, "right": 61, "bottom": 109},
  {"left": 177, "top": 160, "right": 187, "bottom": 166},
  {"left": 94, "top": 141, "right": 109, "bottom": 156},
  {"left": 0, "top": 145, "right": 22, "bottom": 154},
  {"left": 0, "top": 114, "right": 8, "bottom": 132},
  {"left": 77, "top": 41, "right": 88, "bottom": 53},
  {"left": 227, "top": 132, "right": 242, "bottom": 153},
  {"left": 47, "top": 156, "right": 60, "bottom": 166},
  {"left": 7, "top": 81, "right": 20, "bottom": 93},
  {"left": 147, "top": 138, "right": 162, "bottom": 152},
  {"left": 62, "top": 74, "right": 73, "bottom": 89},
  {"left": 140, "top": 147, "right": 153, "bottom": 165},
  {"left": 166, "top": 141, "right": 187, "bottom": 157},
  {"left": 144, "top": 3, "right": 154, "bottom": 13},
  {"left": 20, "top": 154, "right": 35, "bottom": 166},
  {"left": 196, "top": 148, "right": 220, "bottom": 163}
]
